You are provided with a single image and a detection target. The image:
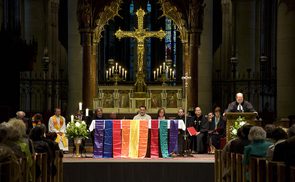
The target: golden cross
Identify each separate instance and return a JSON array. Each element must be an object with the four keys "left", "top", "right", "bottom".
[{"left": 115, "top": 8, "right": 166, "bottom": 92}]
